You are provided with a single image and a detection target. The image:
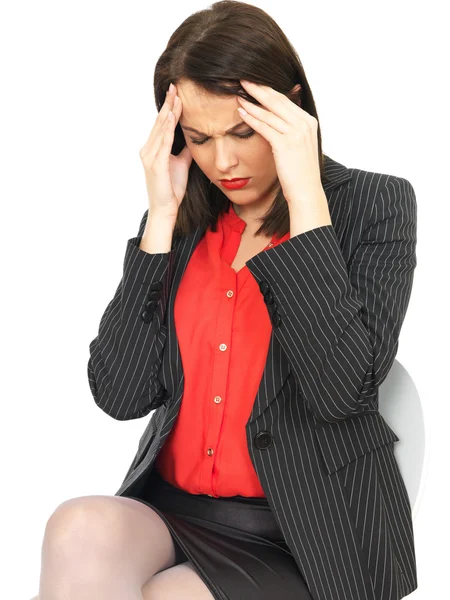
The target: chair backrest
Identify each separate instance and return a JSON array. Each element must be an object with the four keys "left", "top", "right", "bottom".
[{"left": 378, "top": 359, "right": 426, "bottom": 519}]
